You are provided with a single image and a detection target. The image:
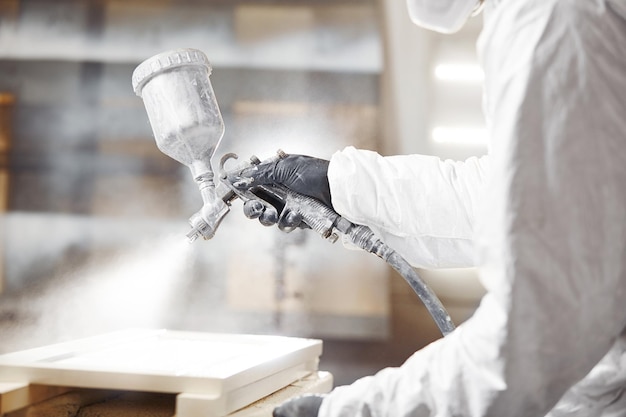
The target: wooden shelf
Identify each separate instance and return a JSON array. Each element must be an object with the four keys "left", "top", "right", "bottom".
[{"left": 0, "top": 1, "right": 381, "bottom": 73}]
